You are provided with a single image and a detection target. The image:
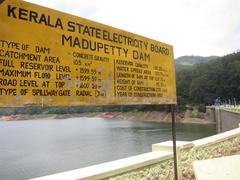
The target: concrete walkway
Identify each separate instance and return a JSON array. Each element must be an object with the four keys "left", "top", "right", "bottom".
[{"left": 193, "top": 155, "right": 240, "bottom": 180}]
